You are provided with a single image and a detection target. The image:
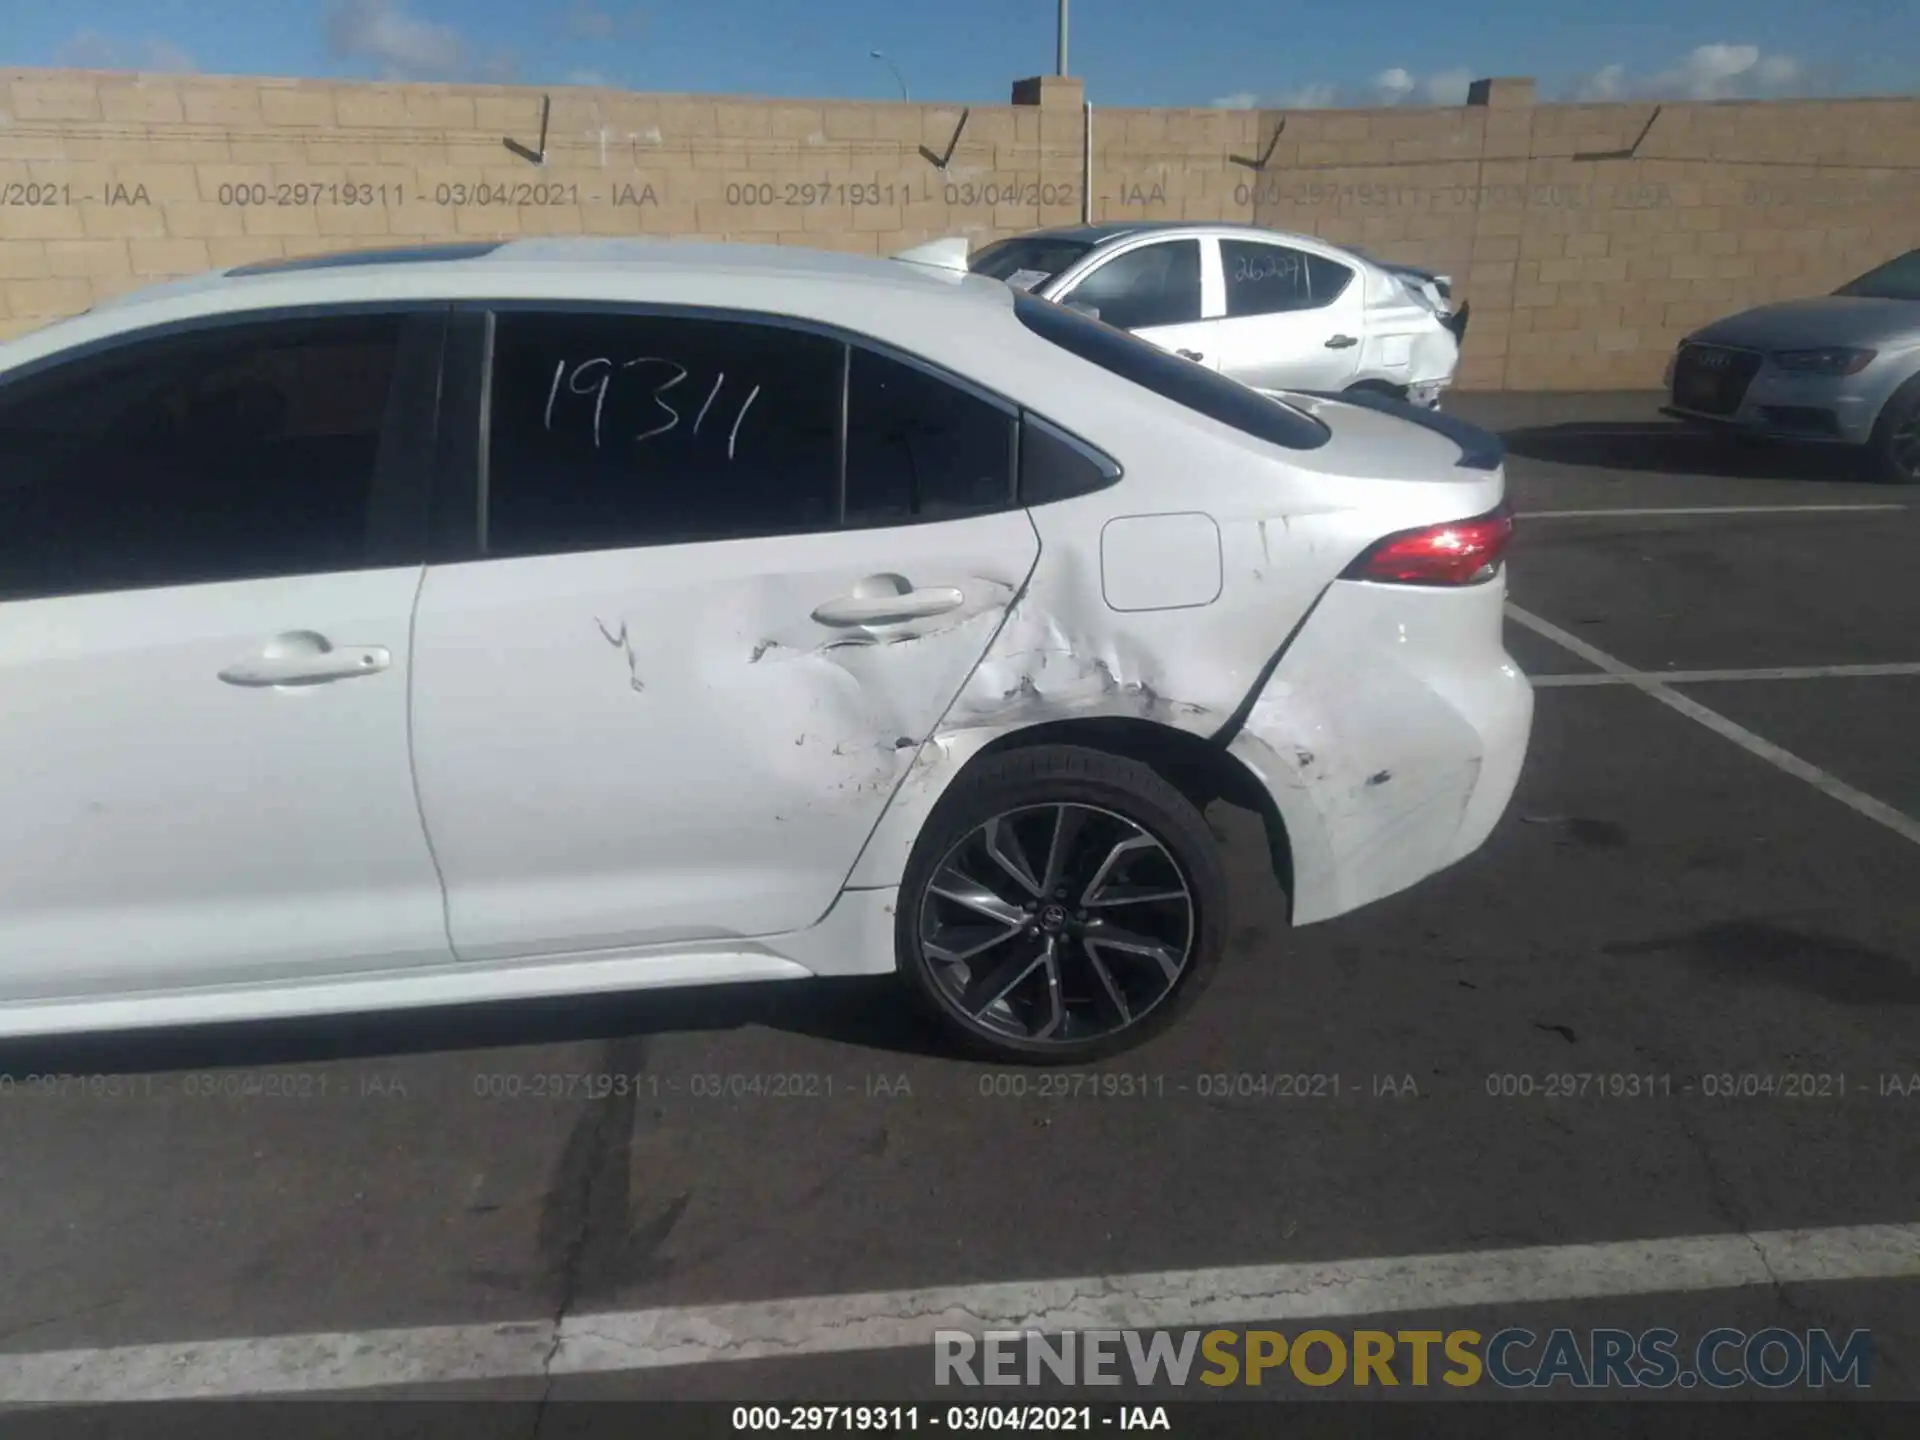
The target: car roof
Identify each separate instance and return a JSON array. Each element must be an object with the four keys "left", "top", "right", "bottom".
[
  {"left": 993, "top": 221, "right": 1358, "bottom": 254},
  {"left": 3, "top": 237, "right": 1022, "bottom": 371},
  {"left": 84, "top": 236, "right": 1009, "bottom": 312}
]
